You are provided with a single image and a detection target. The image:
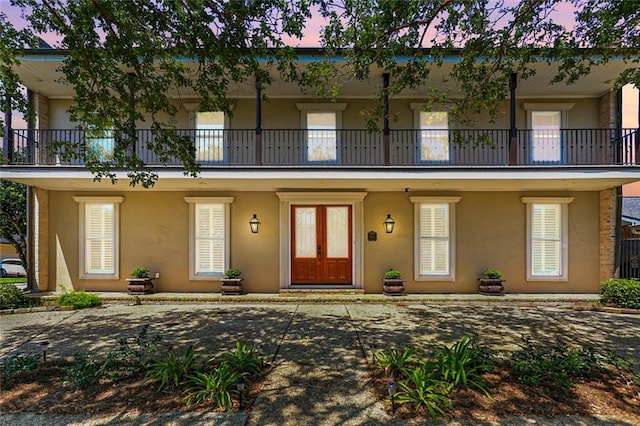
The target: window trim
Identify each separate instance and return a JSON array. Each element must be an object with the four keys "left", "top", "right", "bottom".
[
  {"left": 410, "top": 196, "right": 461, "bottom": 281},
  {"left": 184, "top": 197, "right": 234, "bottom": 280},
  {"left": 73, "top": 196, "right": 124, "bottom": 280},
  {"left": 521, "top": 196, "right": 573, "bottom": 281}
]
